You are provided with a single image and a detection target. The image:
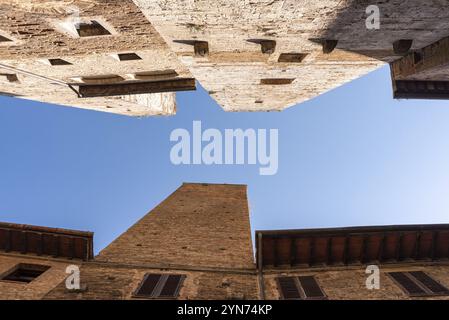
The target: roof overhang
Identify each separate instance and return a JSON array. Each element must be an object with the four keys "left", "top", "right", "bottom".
[
  {"left": 256, "top": 224, "right": 449, "bottom": 270},
  {"left": 0, "top": 222, "right": 94, "bottom": 261}
]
